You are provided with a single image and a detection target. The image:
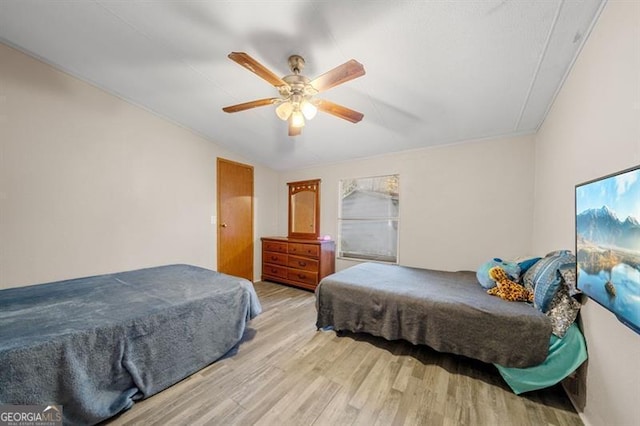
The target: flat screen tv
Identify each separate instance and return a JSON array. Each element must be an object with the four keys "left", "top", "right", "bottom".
[{"left": 575, "top": 165, "right": 640, "bottom": 334}]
